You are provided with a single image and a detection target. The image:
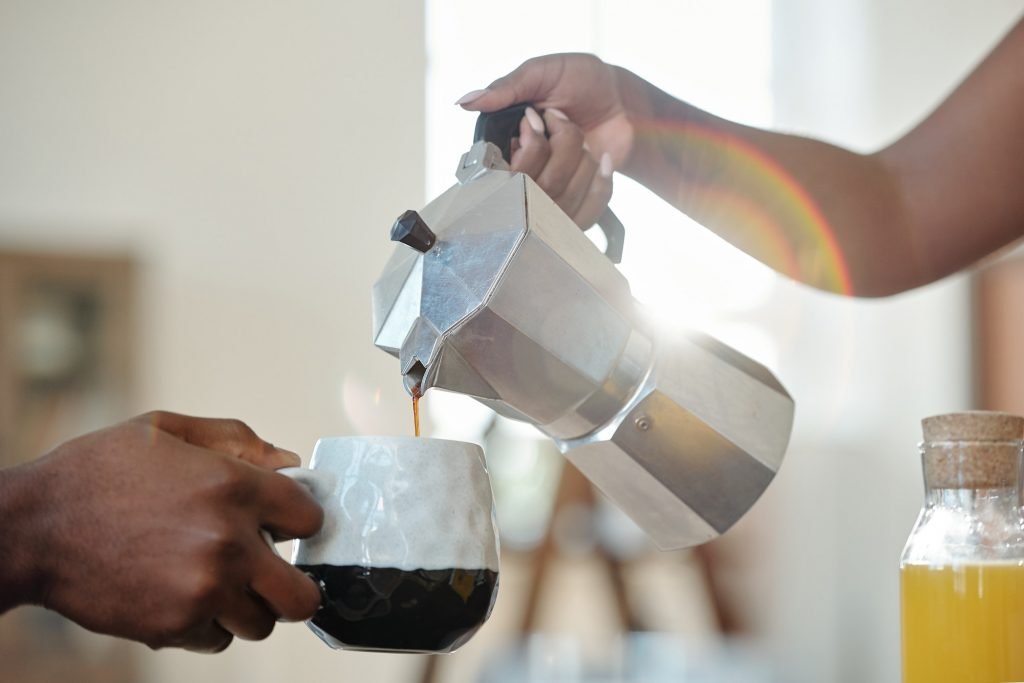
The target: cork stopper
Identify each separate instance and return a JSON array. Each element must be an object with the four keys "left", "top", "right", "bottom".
[
  {"left": 921, "top": 411, "right": 1024, "bottom": 489},
  {"left": 922, "top": 411, "right": 1024, "bottom": 443}
]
